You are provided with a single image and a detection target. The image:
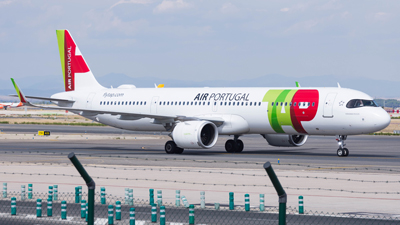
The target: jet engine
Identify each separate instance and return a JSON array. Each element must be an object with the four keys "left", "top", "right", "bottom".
[
  {"left": 172, "top": 121, "right": 218, "bottom": 149},
  {"left": 262, "top": 134, "right": 308, "bottom": 147}
]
